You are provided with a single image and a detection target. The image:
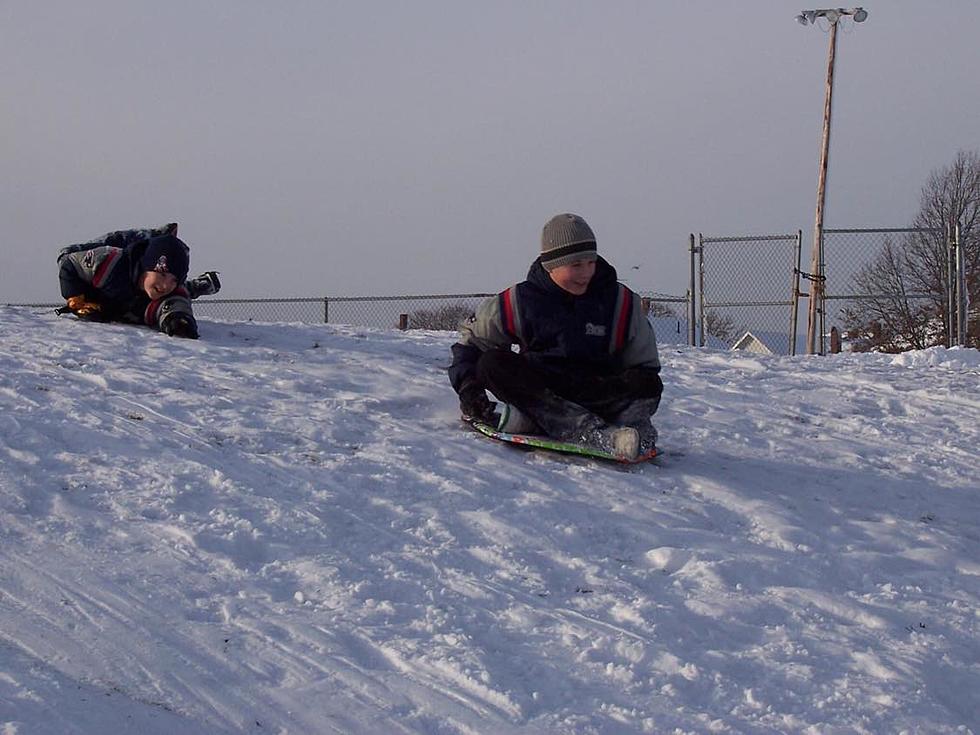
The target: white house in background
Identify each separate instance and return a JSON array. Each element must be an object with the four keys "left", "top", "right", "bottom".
[
  {"left": 731, "top": 331, "right": 776, "bottom": 354},
  {"left": 731, "top": 330, "right": 809, "bottom": 356}
]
